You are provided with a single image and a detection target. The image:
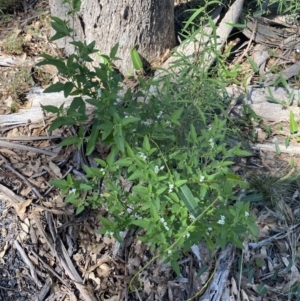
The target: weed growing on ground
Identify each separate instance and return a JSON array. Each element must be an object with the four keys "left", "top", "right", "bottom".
[{"left": 39, "top": 0, "right": 259, "bottom": 267}]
